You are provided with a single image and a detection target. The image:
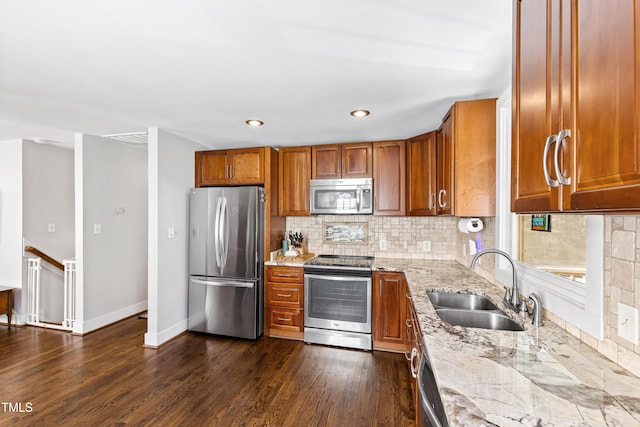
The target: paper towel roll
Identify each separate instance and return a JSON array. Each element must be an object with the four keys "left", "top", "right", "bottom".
[{"left": 458, "top": 218, "right": 484, "bottom": 233}]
